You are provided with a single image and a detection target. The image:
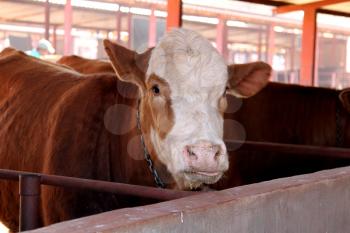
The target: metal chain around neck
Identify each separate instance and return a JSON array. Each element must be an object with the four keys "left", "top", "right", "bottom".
[{"left": 136, "top": 99, "right": 165, "bottom": 188}]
